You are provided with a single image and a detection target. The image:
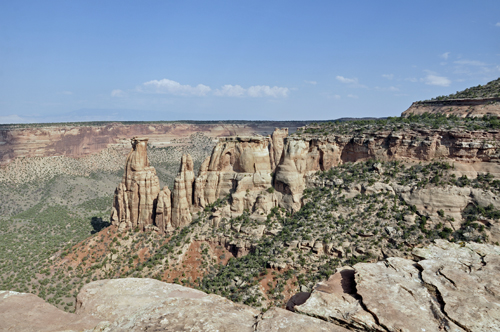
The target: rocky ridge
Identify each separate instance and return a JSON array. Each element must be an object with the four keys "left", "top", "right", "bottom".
[
  {"left": 402, "top": 98, "right": 500, "bottom": 118},
  {"left": 110, "top": 121, "right": 500, "bottom": 235}
]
